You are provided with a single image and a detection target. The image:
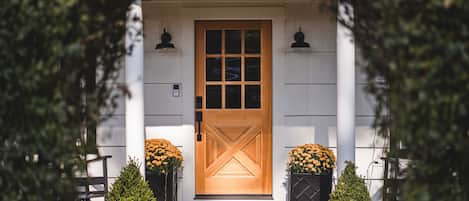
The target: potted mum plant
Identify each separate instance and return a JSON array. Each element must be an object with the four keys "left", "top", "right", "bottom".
[
  {"left": 145, "top": 139, "right": 183, "bottom": 201},
  {"left": 288, "top": 144, "right": 336, "bottom": 201}
]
